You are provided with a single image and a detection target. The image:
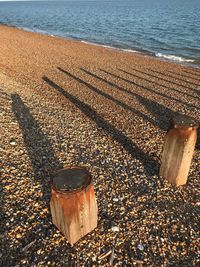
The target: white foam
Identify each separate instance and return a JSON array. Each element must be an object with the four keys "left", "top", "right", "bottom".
[
  {"left": 81, "top": 40, "right": 115, "bottom": 50},
  {"left": 123, "top": 49, "right": 139, "bottom": 53},
  {"left": 81, "top": 40, "right": 140, "bottom": 54},
  {"left": 155, "top": 53, "right": 195, "bottom": 63}
]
